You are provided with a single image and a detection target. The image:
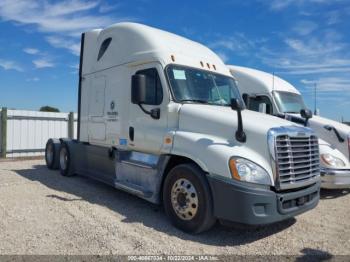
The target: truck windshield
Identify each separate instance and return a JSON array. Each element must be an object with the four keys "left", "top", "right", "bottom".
[
  {"left": 274, "top": 91, "right": 306, "bottom": 114},
  {"left": 166, "top": 65, "right": 243, "bottom": 106}
]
